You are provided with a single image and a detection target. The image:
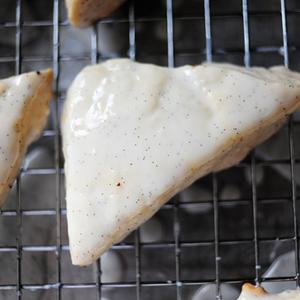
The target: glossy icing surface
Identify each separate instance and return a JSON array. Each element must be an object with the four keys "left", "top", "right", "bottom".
[{"left": 62, "top": 59, "right": 300, "bottom": 265}]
